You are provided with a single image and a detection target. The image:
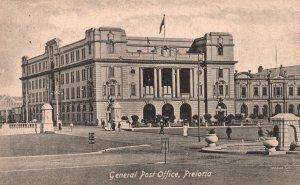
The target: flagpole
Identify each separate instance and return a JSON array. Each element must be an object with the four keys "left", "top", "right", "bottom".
[{"left": 163, "top": 14, "right": 166, "bottom": 45}]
